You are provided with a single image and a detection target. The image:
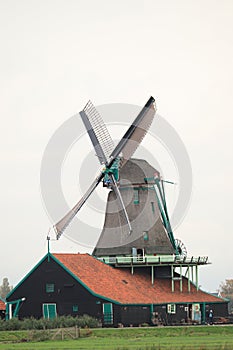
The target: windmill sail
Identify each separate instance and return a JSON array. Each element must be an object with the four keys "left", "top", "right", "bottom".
[
  {"left": 54, "top": 173, "right": 104, "bottom": 239},
  {"left": 81, "top": 100, "right": 114, "bottom": 165},
  {"left": 120, "top": 103, "right": 156, "bottom": 166},
  {"left": 54, "top": 97, "right": 156, "bottom": 239},
  {"left": 109, "top": 96, "right": 156, "bottom": 167}
]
